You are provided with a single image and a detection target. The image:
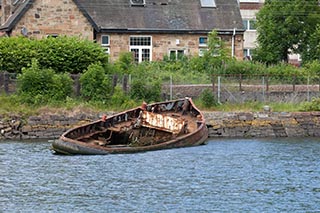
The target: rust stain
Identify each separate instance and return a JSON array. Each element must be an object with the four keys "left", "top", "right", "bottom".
[{"left": 141, "top": 111, "right": 185, "bottom": 134}]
